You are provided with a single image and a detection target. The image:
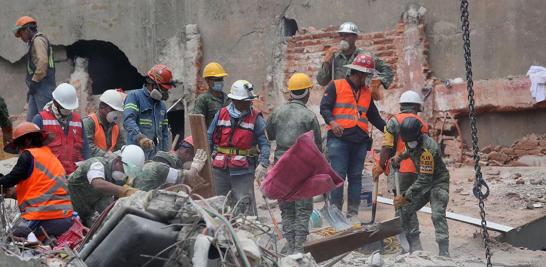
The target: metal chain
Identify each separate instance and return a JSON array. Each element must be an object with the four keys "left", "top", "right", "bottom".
[{"left": 459, "top": 1, "right": 493, "bottom": 266}]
